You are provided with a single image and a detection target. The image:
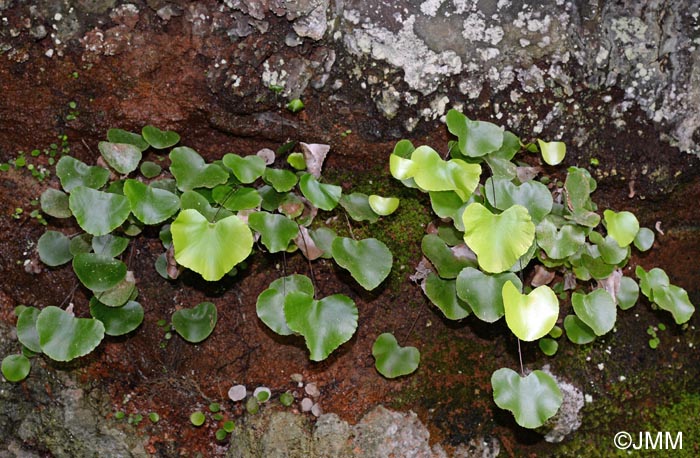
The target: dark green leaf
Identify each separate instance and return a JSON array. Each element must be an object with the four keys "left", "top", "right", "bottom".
[
  {"left": 37, "top": 306, "right": 105, "bottom": 361},
  {"left": 172, "top": 302, "right": 217, "bottom": 343},
  {"left": 37, "top": 231, "right": 73, "bottom": 266}
]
